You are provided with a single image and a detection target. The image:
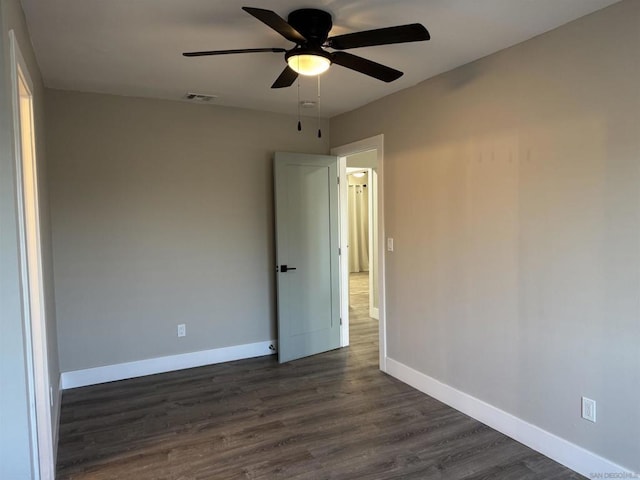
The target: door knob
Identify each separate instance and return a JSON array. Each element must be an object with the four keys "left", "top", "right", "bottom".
[{"left": 280, "top": 265, "right": 297, "bottom": 273}]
